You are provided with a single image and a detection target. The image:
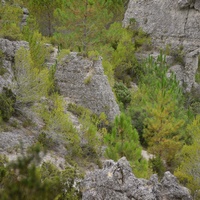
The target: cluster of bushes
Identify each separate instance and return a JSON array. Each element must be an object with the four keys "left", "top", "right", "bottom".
[{"left": 0, "top": 144, "right": 82, "bottom": 200}]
